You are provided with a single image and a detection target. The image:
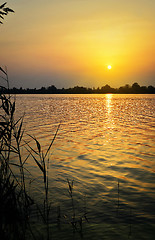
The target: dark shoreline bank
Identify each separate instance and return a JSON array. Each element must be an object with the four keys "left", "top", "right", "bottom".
[{"left": 1, "top": 82, "right": 155, "bottom": 94}]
